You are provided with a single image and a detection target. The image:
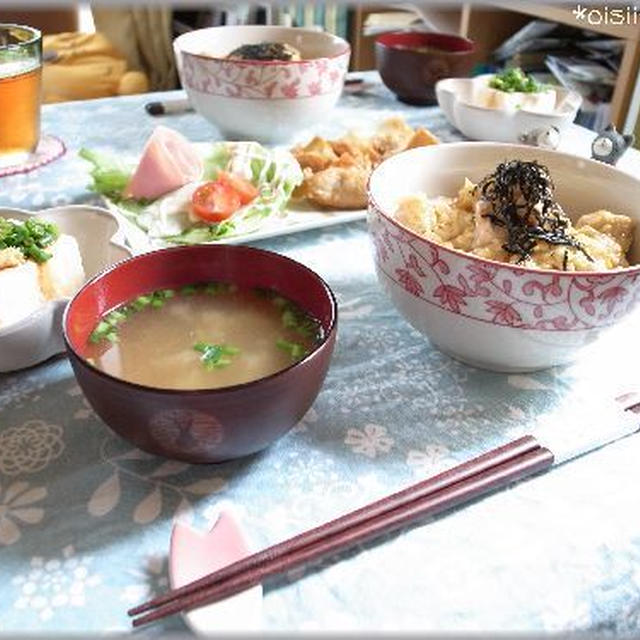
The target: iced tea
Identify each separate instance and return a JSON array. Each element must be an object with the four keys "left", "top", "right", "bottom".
[{"left": 0, "top": 25, "right": 42, "bottom": 164}]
